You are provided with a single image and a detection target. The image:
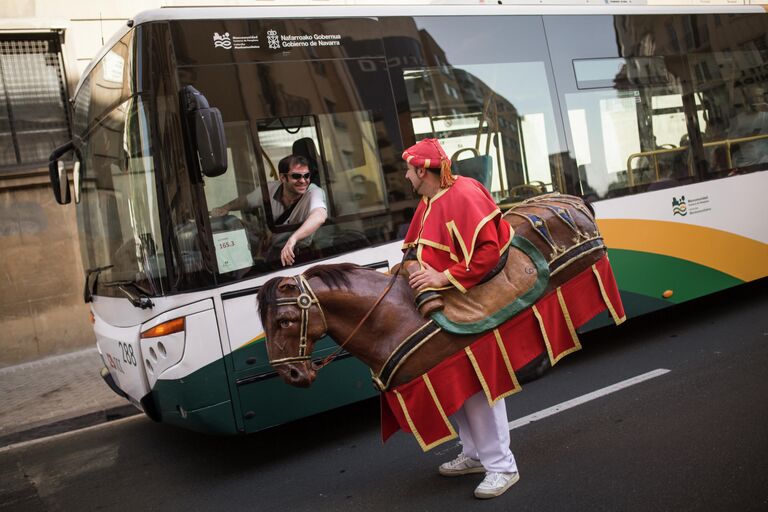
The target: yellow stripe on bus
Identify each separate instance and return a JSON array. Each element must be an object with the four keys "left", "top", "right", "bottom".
[
  {"left": 240, "top": 333, "right": 266, "bottom": 349},
  {"left": 597, "top": 219, "right": 768, "bottom": 282}
]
